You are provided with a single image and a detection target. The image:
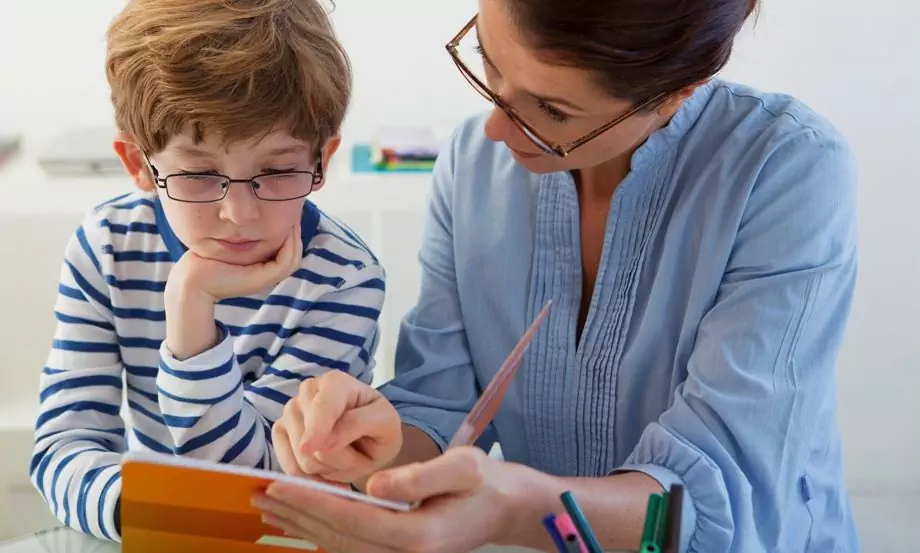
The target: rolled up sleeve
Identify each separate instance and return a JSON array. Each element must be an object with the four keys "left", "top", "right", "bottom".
[{"left": 617, "top": 131, "right": 858, "bottom": 552}]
